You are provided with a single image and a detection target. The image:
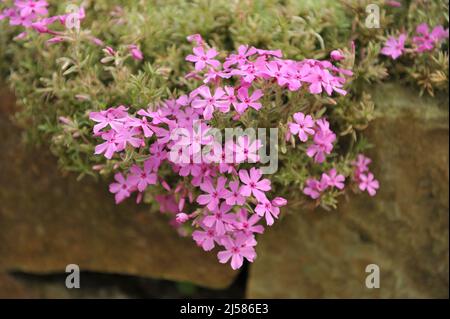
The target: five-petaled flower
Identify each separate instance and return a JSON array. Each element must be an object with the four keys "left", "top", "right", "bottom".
[{"left": 186, "top": 46, "right": 221, "bottom": 71}]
